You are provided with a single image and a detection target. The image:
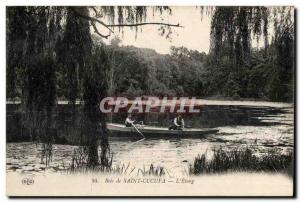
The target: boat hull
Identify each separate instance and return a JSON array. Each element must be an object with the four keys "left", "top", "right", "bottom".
[{"left": 107, "top": 123, "right": 218, "bottom": 139}]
